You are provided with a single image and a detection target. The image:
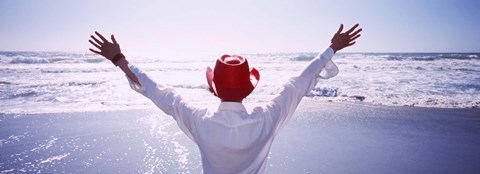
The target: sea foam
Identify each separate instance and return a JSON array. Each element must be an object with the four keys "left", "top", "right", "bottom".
[{"left": 1, "top": 51, "right": 479, "bottom": 114}]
